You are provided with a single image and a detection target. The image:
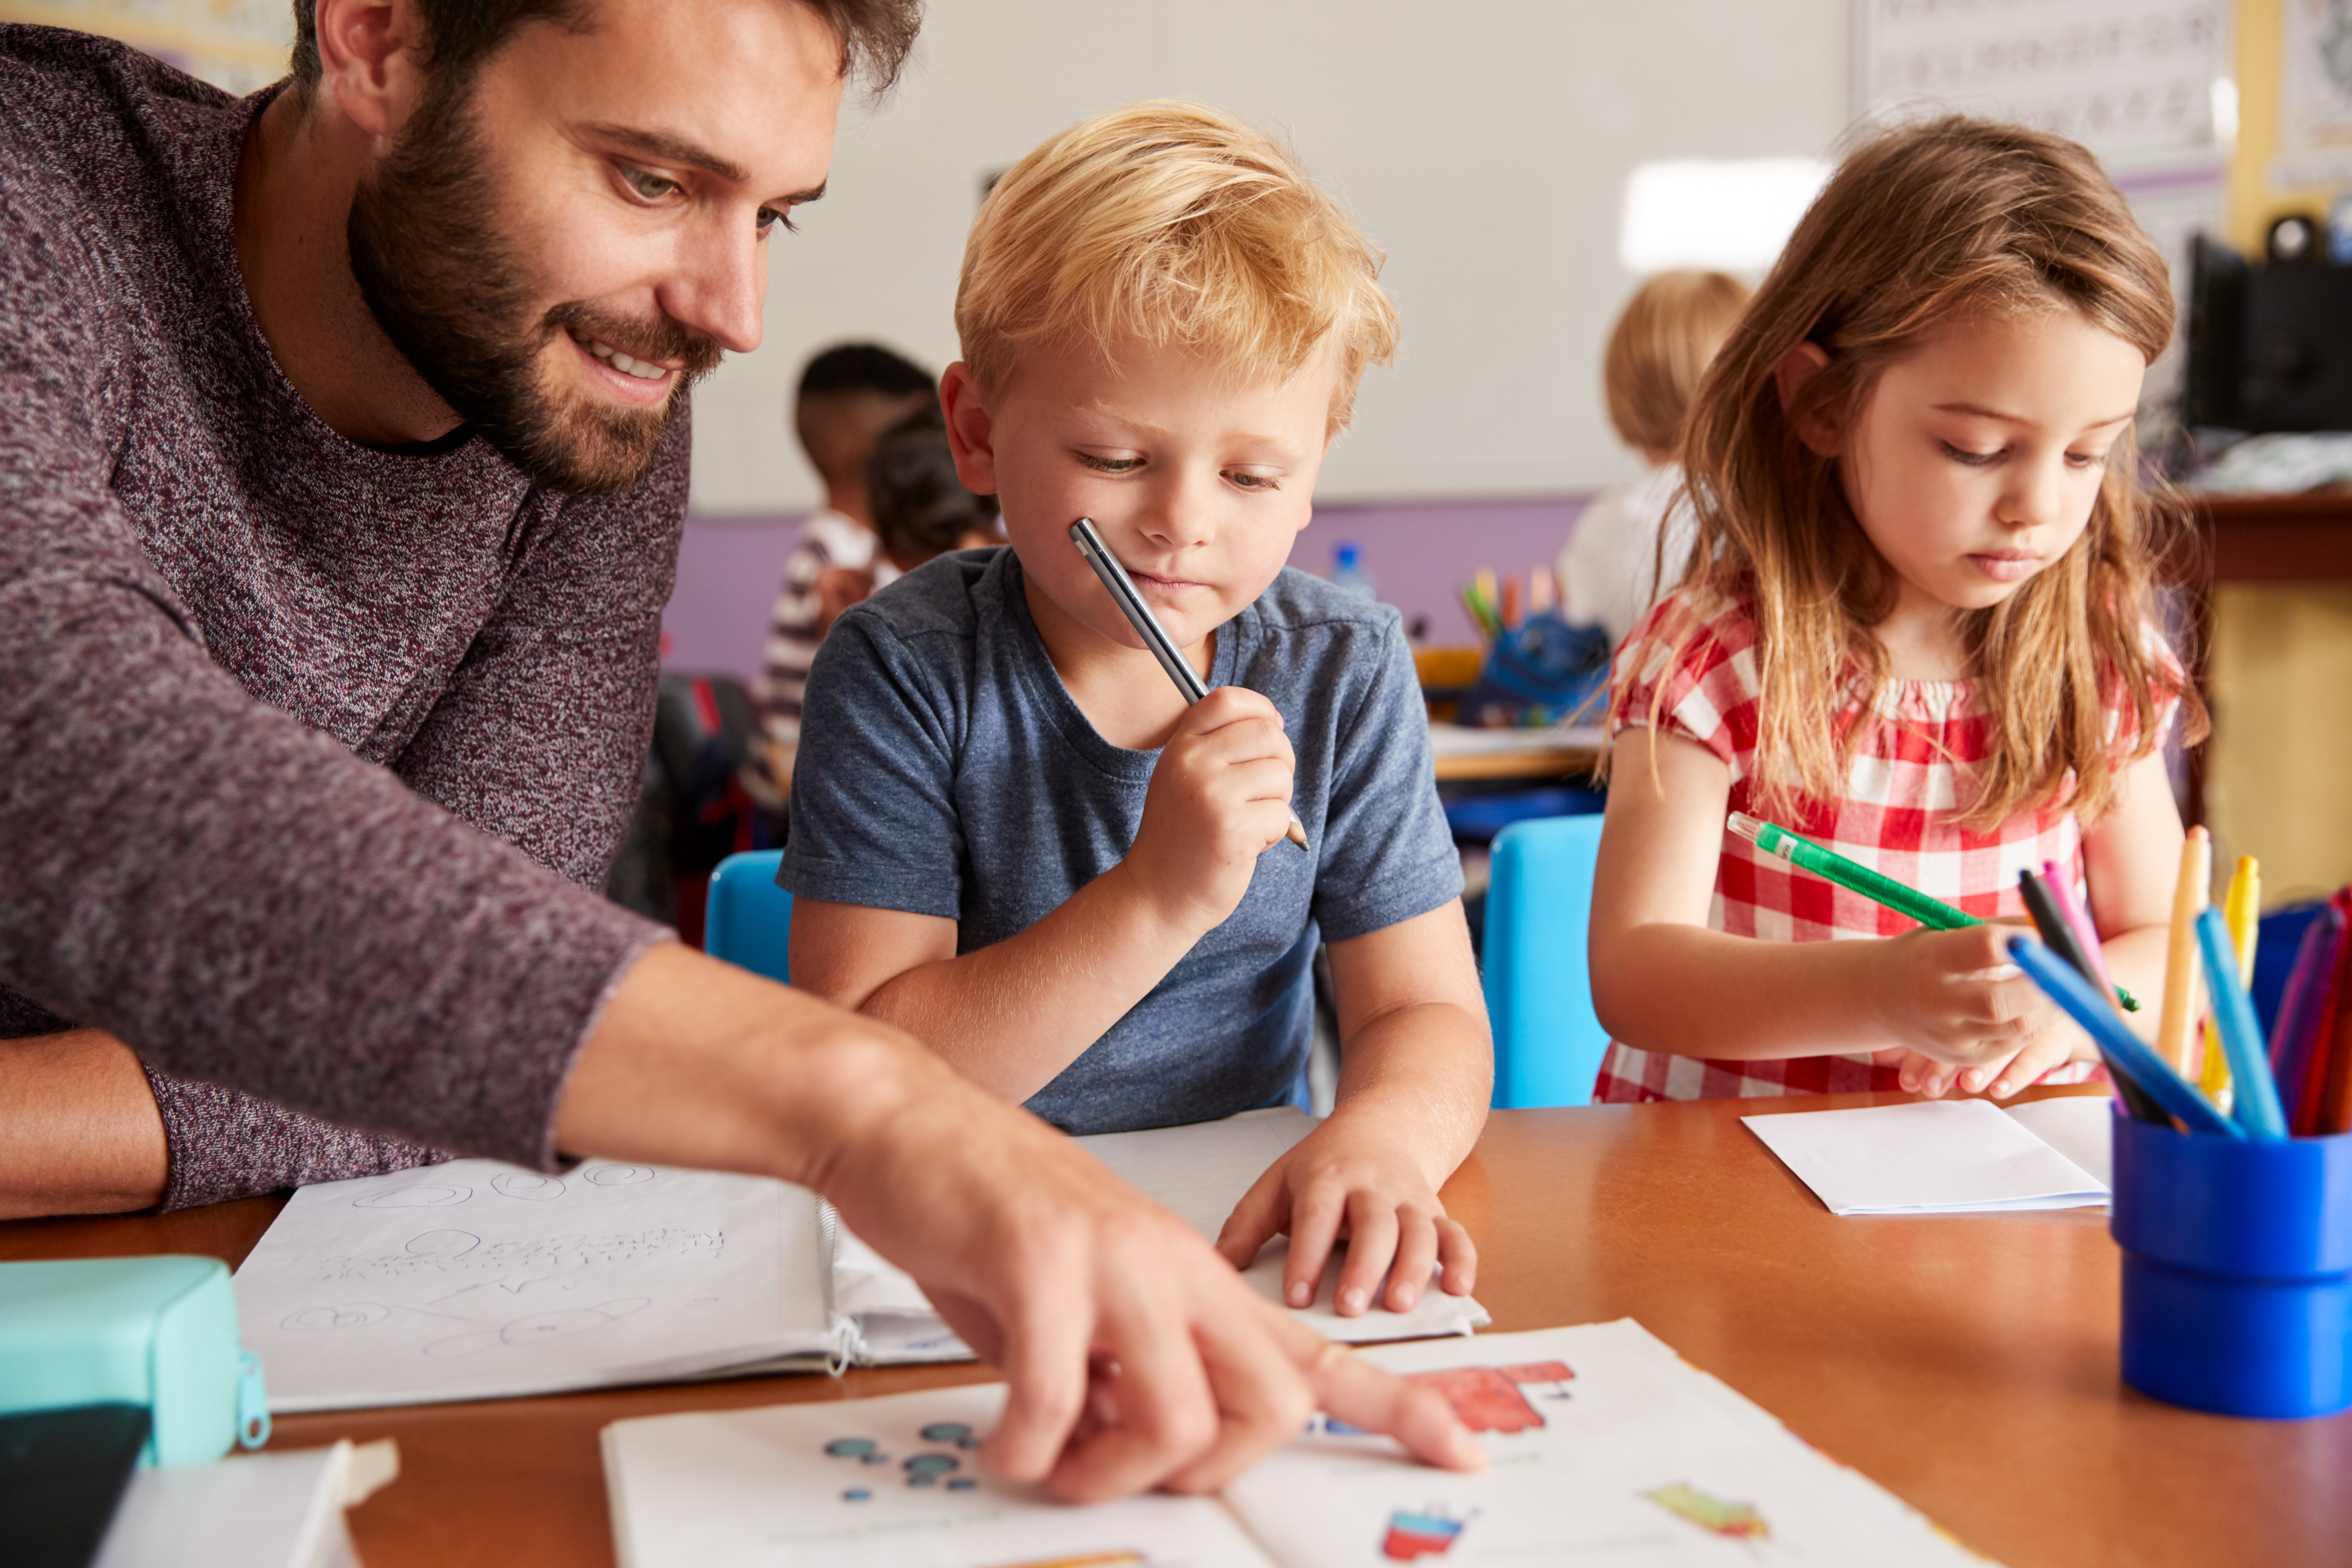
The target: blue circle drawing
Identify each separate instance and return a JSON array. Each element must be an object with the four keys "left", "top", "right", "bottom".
[
  {"left": 907, "top": 1473, "right": 937, "bottom": 1487},
  {"left": 842, "top": 1488, "right": 871, "bottom": 1502},
  {"left": 859, "top": 1450, "right": 890, "bottom": 1465},
  {"left": 823, "top": 1438, "right": 876, "bottom": 1459},
  {"left": 903, "top": 1453, "right": 959, "bottom": 1475},
  {"left": 919, "top": 1422, "right": 975, "bottom": 1444}
]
